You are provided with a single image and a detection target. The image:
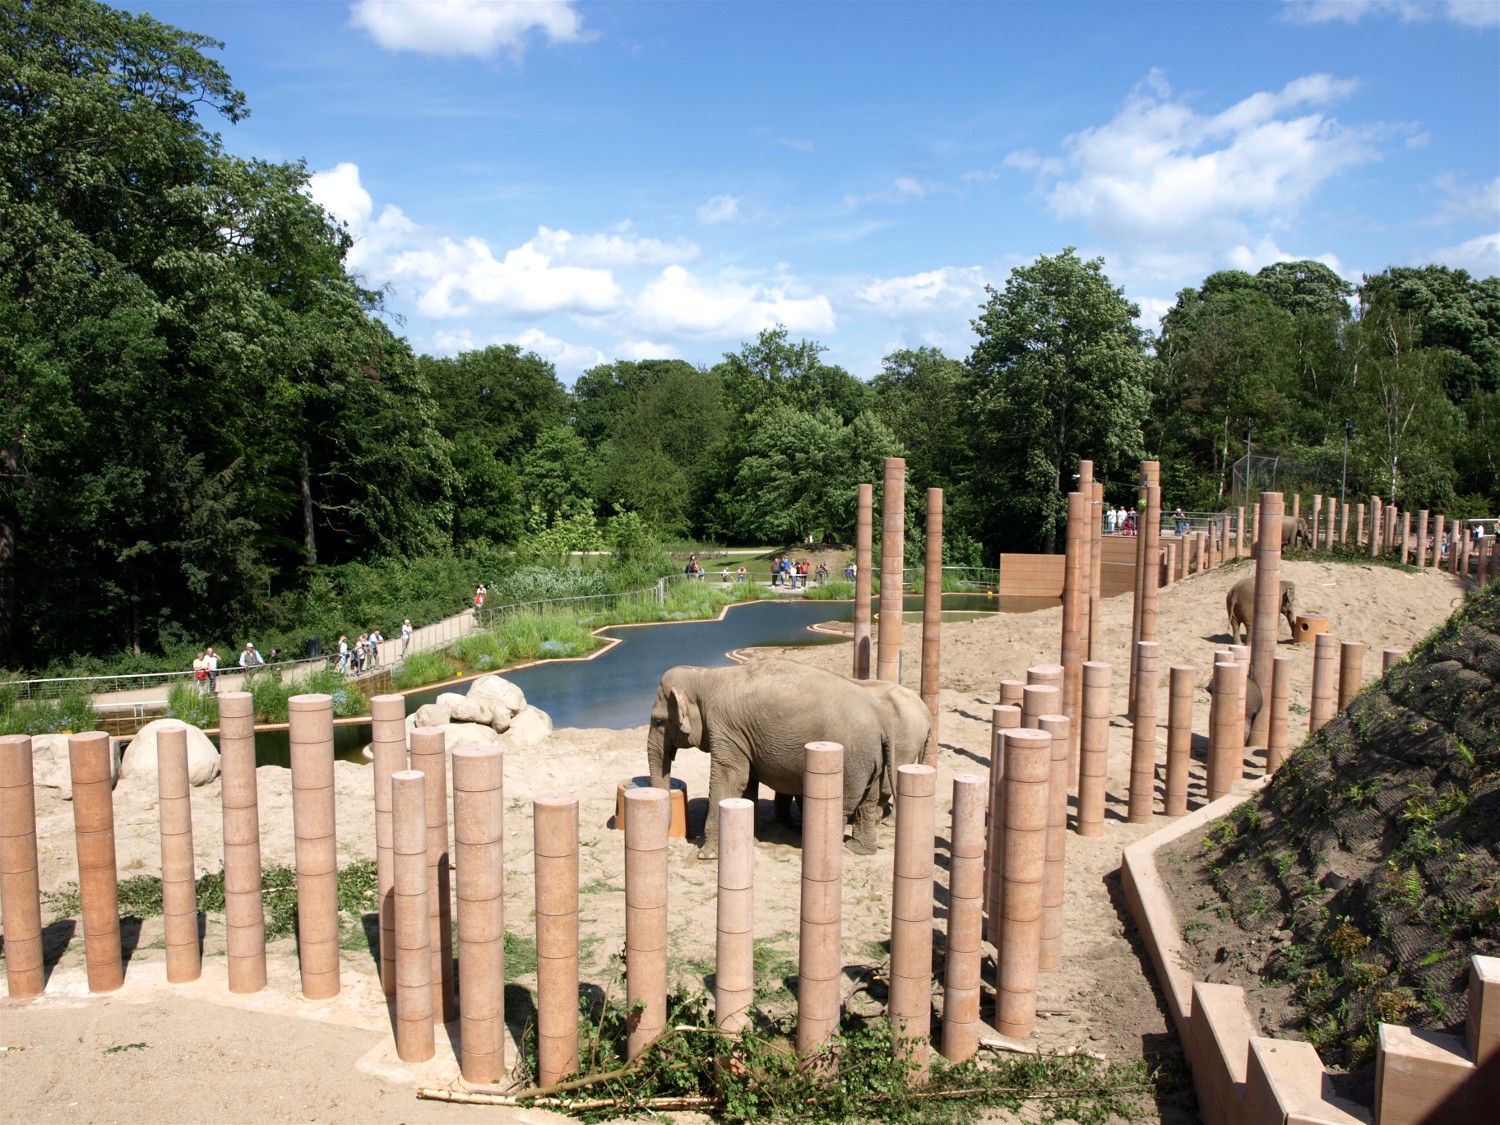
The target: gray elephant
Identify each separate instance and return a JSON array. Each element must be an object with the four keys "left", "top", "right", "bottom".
[
  {"left": 645, "top": 662, "right": 925, "bottom": 857},
  {"left": 1280, "top": 515, "right": 1312, "bottom": 549},
  {"left": 1225, "top": 575, "right": 1296, "bottom": 644},
  {"left": 1207, "top": 670, "right": 1265, "bottom": 744}
]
